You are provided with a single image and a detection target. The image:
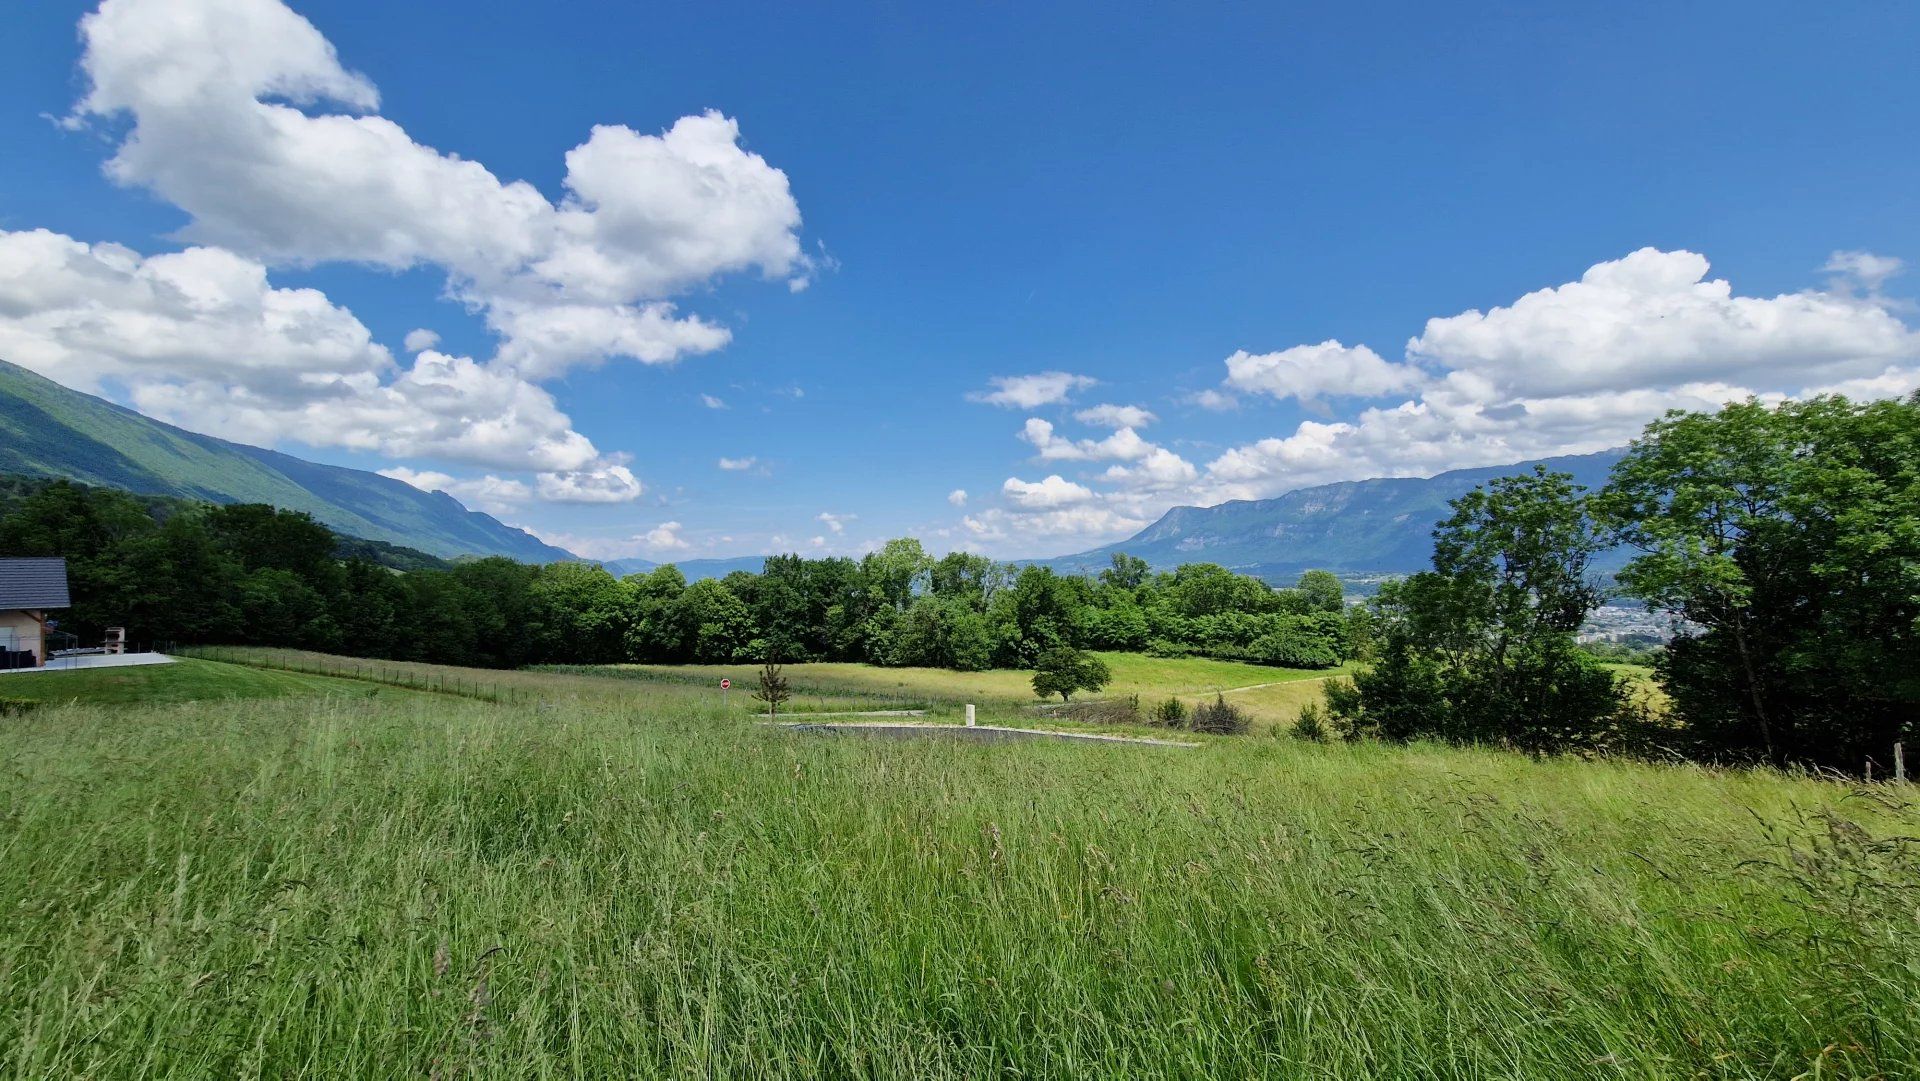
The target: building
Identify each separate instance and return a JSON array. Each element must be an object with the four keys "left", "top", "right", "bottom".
[{"left": 0, "top": 558, "right": 71, "bottom": 669}]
